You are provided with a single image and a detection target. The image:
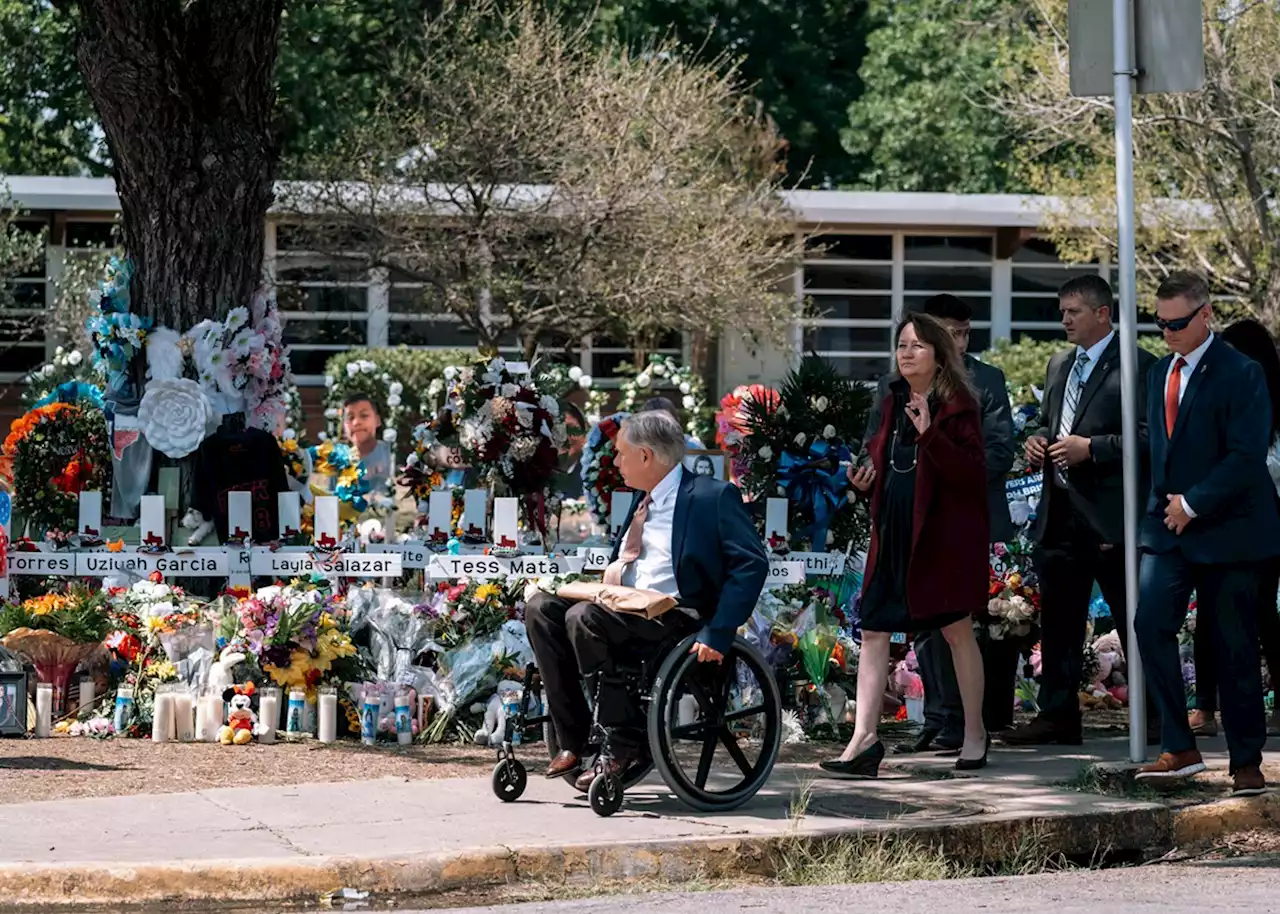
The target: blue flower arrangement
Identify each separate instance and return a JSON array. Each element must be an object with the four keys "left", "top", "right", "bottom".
[
  {"left": 34, "top": 380, "right": 105, "bottom": 410},
  {"left": 86, "top": 256, "right": 151, "bottom": 392},
  {"left": 308, "top": 440, "right": 371, "bottom": 512}
]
